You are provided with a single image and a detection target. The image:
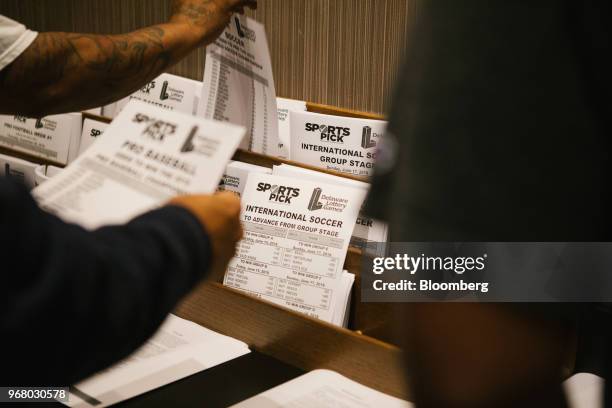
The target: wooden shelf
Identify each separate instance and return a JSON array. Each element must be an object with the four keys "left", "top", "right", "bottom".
[{"left": 175, "top": 282, "right": 409, "bottom": 400}]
